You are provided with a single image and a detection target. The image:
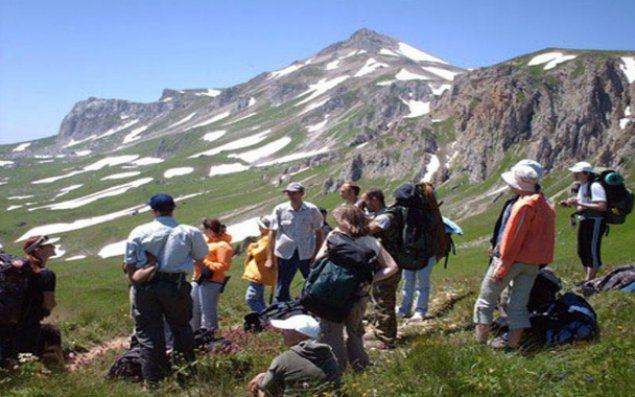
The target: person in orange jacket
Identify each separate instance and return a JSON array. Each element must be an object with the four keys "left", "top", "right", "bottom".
[
  {"left": 473, "top": 164, "right": 556, "bottom": 349},
  {"left": 242, "top": 216, "right": 277, "bottom": 312},
  {"left": 191, "top": 218, "right": 234, "bottom": 331}
]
